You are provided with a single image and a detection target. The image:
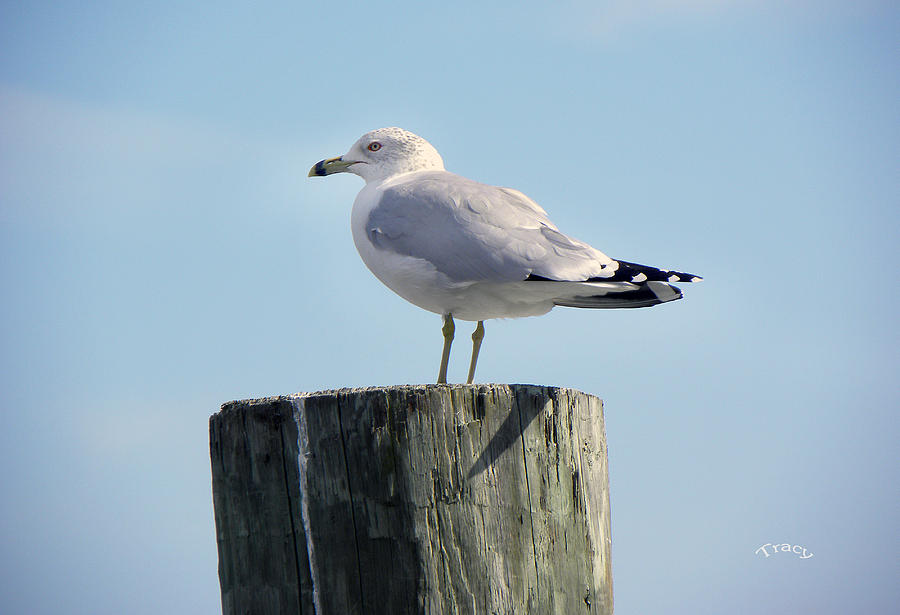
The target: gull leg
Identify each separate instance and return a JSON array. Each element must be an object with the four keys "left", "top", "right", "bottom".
[
  {"left": 437, "top": 313, "right": 455, "bottom": 384},
  {"left": 466, "top": 321, "right": 485, "bottom": 385}
]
